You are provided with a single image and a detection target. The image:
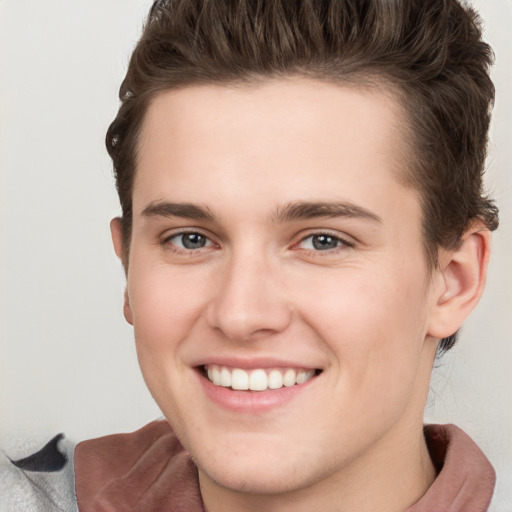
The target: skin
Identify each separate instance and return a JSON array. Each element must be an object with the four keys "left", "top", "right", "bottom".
[{"left": 111, "top": 79, "right": 491, "bottom": 512}]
